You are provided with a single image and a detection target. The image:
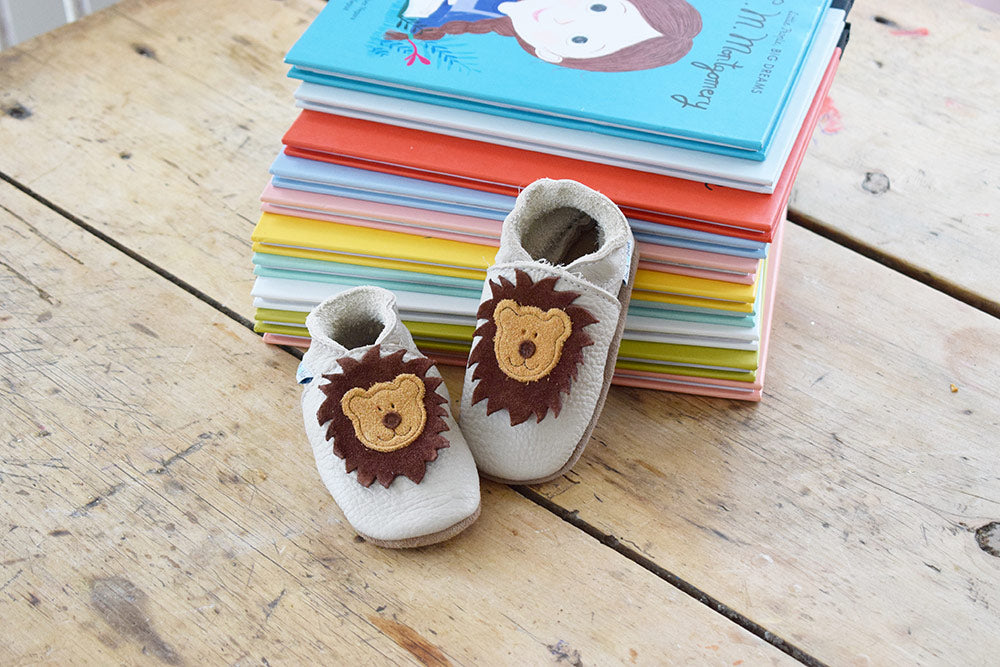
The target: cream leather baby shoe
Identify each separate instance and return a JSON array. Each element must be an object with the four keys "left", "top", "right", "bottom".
[
  {"left": 460, "top": 179, "right": 638, "bottom": 484},
  {"left": 299, "top": 286, "right": 480, "bottom": 547}
]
